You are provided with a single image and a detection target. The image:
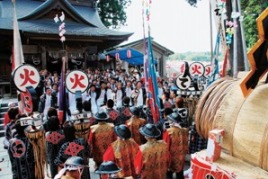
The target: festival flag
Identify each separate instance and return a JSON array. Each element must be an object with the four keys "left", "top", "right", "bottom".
[
  {"left": 12, "top": 0, "right": 24, "bottom": 70},
  {"left": 208, "top": 31, "right": 221, "bottom": 85},
  {"left": 142, "top": 0, "right": 160, "bottom": 123},
  {"left": 12, "top": 0, "right": 25, "bottom": 113},
  {"left": 58, "top": 57, "right": 66, "bottom": 125},
  {"left": 55, "top": 11, "right": 67, "bottom": 125},
  {"left": 146, "top": 36, "right": 161, "bottom": 124}
]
